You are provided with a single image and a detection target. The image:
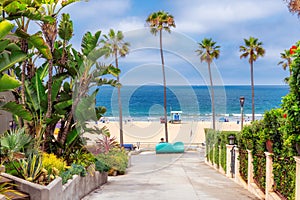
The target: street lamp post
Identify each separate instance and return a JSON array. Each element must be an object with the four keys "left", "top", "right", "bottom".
[{"left": 240, "top": 96, "right": 245, "bottom": 131}]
